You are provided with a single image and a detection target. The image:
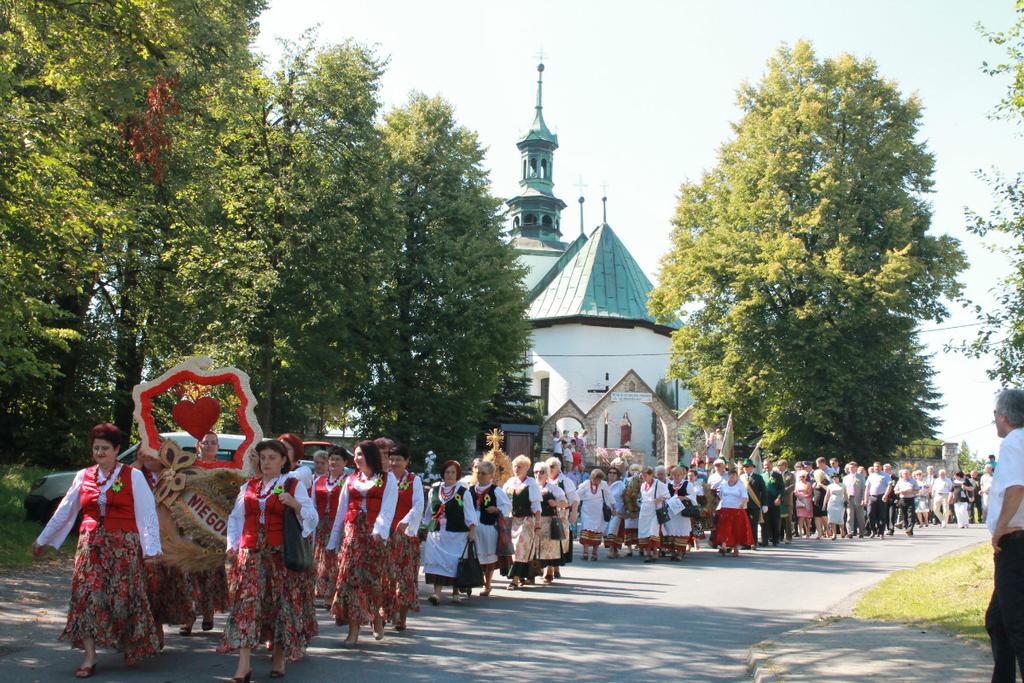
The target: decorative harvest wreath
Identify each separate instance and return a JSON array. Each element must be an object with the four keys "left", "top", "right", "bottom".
[{"left": 132, "top": 356, "right": 263, "bottom": 570}]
